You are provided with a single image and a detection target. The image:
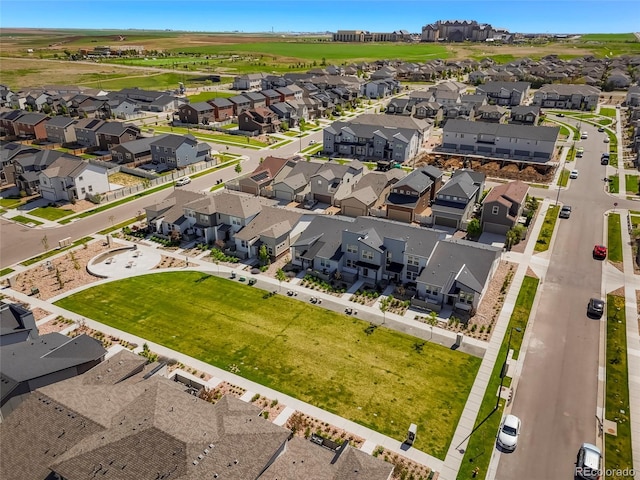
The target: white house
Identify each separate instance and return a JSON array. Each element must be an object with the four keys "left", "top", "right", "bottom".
[{"left": 39, "top": 157, "right": 110, "bottom": 202}]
